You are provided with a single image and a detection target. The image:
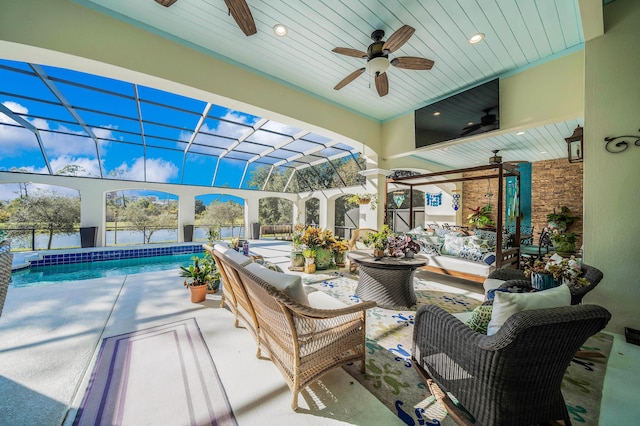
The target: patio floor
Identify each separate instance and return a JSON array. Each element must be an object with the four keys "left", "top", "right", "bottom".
[{"left": 1, "top": 240, "right": 638, "bottom": 425}]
